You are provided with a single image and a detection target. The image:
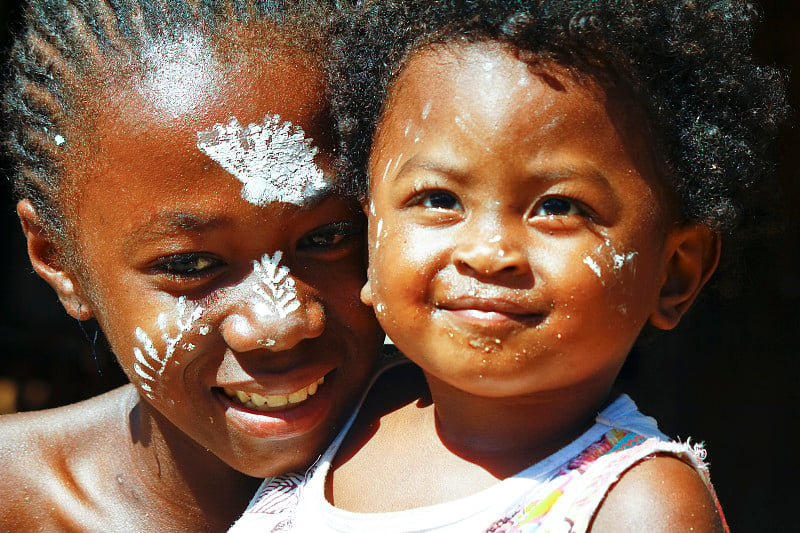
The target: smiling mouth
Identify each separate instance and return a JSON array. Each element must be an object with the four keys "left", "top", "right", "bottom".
[{"left": 221, "top": 376, "right": 324, "bottom": 412}]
